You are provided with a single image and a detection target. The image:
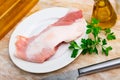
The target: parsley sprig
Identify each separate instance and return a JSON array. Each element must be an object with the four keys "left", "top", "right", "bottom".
[{"left": 69, "top": 18, "right": 116, "bottom": 58}]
